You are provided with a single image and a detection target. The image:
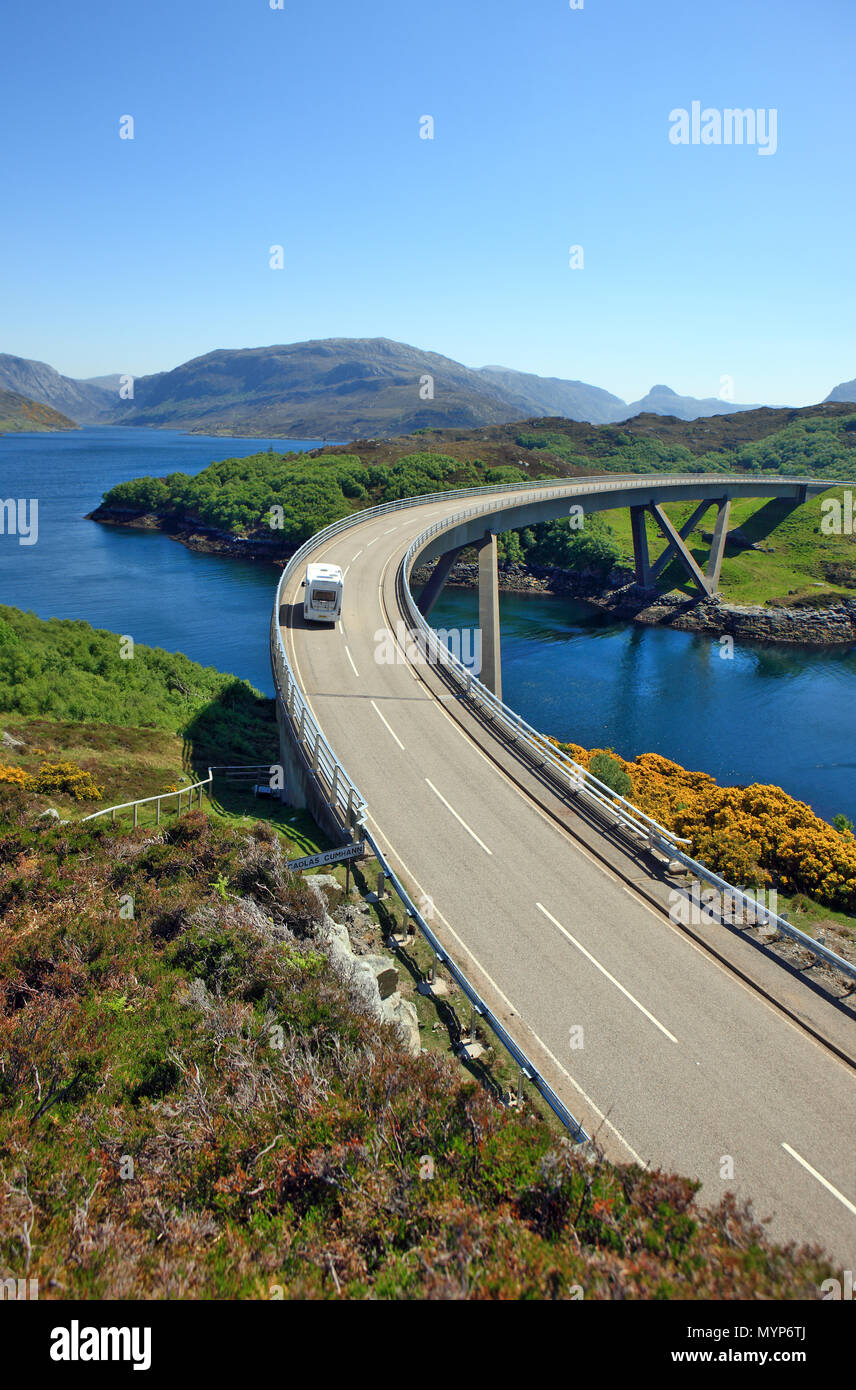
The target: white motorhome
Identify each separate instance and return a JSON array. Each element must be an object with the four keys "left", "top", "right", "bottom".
[{"left": 303, "top": 563, "right": 343, "bottom": 623}]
